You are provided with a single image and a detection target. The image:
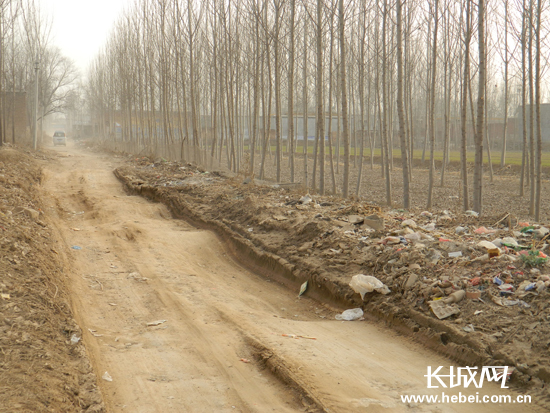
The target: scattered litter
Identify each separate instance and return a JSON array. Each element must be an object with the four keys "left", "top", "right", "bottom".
[
  {"left": 477, "top": 240, "right": 498, "bottom": 250},
  {"left": 128, "top": 272, "right": 148, "bottom": 282},
  {"left": 102, "top": 372, "right": 113, "bottom": 382},
  {"left": 71, "top": 228, "right": 81, "bottom": 231},
  {"left": 463, "top": 324, "right": 475, "bottom": 333},
  {"left": 498, "top": 283, "right": 514, "bottom": 292},
  {"left": 239, "top": 358, "right": 251, "bottom": 363},
  {"left": 0, "top": 293, "right": 10, "bottom": 300},
  {"left": 349, "top": 274, "right": 391, "bottom": 299},
  {"left": 426, "top": 249, "right": 443, "bottom": 265},
  {"left": 474, "top": 310, "right": 483, "bottom": 315},
  {"left": 348, "top": 215, "right": 364, "bottom": 225},
  {"left": 455, "top": 226, "right": 468, "bottom": 235},
  {"left": 465, "top": 210, "right": 479, "bottom": 217},
  {"left": 401, "top": 219, "right": 417, "bottom": 228},
  {"left": 521, "top": 250, "right": 548, "bottom": 266},
  {"left": 282, "top": 334, "right": 317, "bottom": 340},
  {"left": 70, "top": 334, "right": 81, "bottom": 344},
  {"left": 422, "top": 222, "right": 436, "bottom": 231},
  {"left": 443, "top": 290, "right": 465, "bottom": 304},
  {"left": 469, "top": 276, "right": 481, "bottom": 286},
  {"left": 466, "top": 290, "right": 481, "bottom": 300},
  {"left": 335, "top": 308, "right": 364, "bottom": 321},
  {"left": 299, "top": 194, "right": 312, "bottom": 205},
  {"left": 501, "top": 237, "right": 519, "bottom": 247},
  {"left": 474, "top": 227, "right": 496, "bottom": 235},
  {"left": 71, "top": 246, "right": 82, "bottom": 250},
  {"left": 108, "top": 303, "right": 117, "bottom": 306},
  {"left": 491, "top": 295, "right": 530, "bottom": 308},
  {"left": 488, "top": 248, "right": 501, "bottom": 258},
  {"left": 87, "top": 328, "right": 104, "bottom": 337},
  {"left": 496, "top": 367, "right": 515, "bottom": 382},
  {"left": 146, "top": 320, "right": 167, "bottom": 327},
  {"left": 363, "top": 214, "right": 385, "bottom": 230},
  {"left": 429, "top": 300, "right": 460, "bottom": 320},
  {"left": 298, "top": 281, "right": 308, "bottom": 297},
  {"left": 448, "top": 251, "right": 462, "bottom": 258}
]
